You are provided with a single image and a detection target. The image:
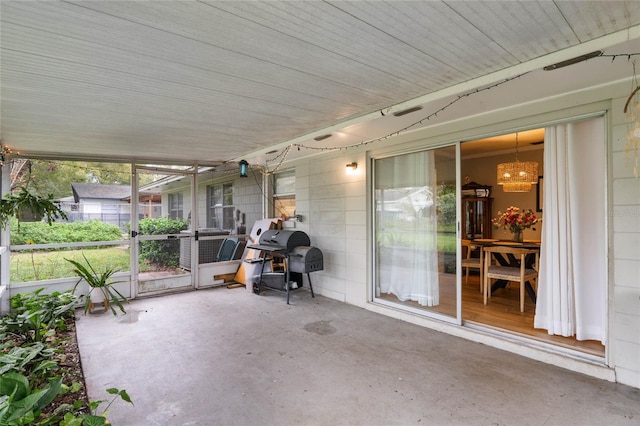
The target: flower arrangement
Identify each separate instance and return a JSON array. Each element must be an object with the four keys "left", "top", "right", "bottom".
[{"left": 491, "top": 206, "right": 538, "bottom": 233}]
